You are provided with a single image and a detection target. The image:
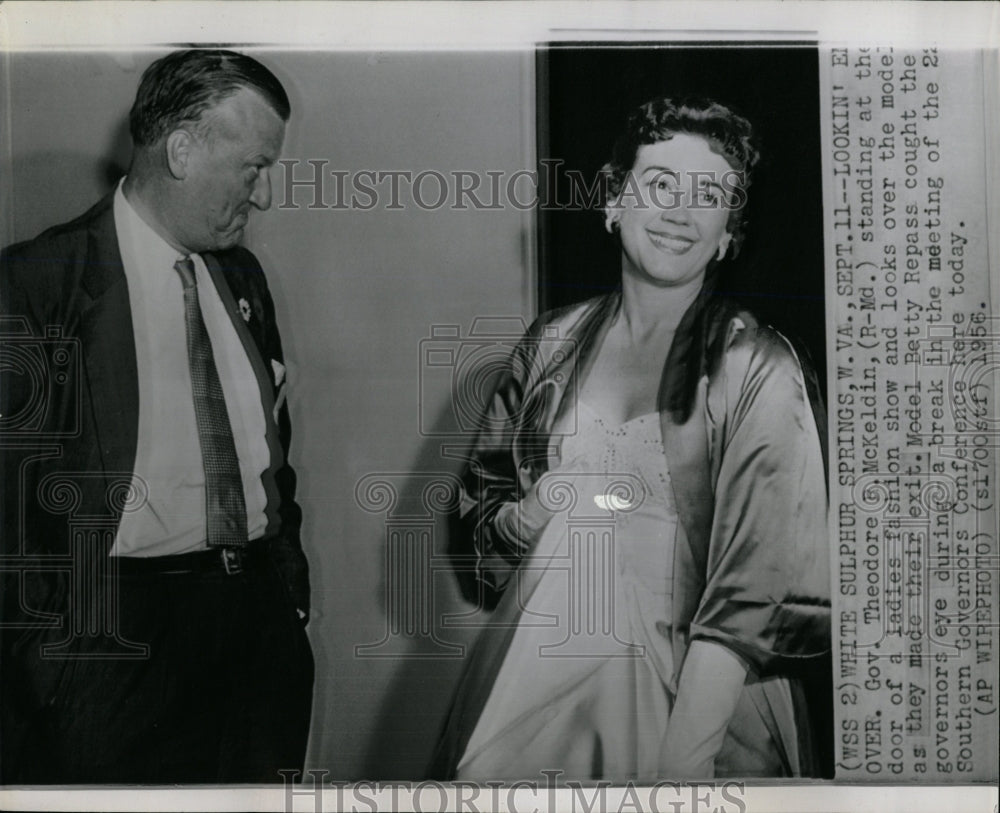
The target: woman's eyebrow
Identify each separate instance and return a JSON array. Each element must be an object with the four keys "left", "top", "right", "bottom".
[
  {"left": 639, "top": 165, "right": 726, "bottom": 191},
  {"left": 696, "top": 177, "right": 726, "bottom": 191},
  {"left": 638, "top": 164, "right": 677, "bottom": 176}
]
